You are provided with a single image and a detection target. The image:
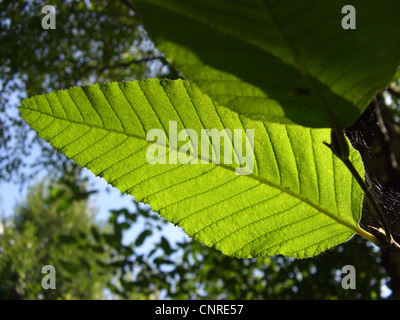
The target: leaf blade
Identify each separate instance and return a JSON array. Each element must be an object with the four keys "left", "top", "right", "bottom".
[
  {"left": 20, "top": 79, "right": 365, "bottom": 258},
  {"left": 133, "top": 0, "right": 400, "bottom": 128}
]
